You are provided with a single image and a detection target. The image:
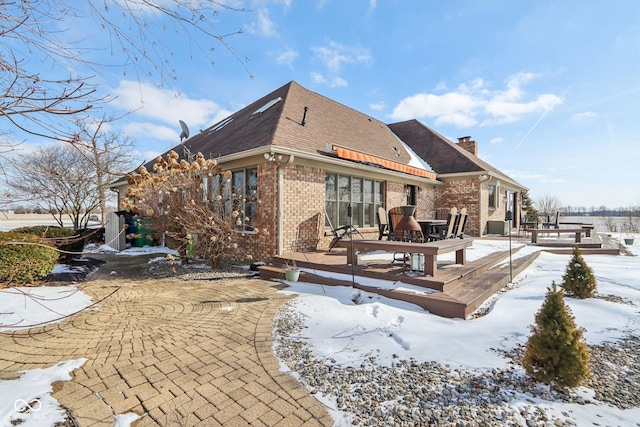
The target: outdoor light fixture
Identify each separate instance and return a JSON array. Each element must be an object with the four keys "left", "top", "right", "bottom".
[{"left": 264, "top": 152, "right": 293, "bottom": 164}]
